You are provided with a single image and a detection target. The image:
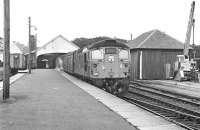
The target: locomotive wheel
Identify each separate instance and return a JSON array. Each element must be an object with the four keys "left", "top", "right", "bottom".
[
  {"left": 112, "top": 82, "right": 119, "bottom": 95},
  {"left": 105, "top": 82, "right": 111, "bottom": 93},
  {"left": 116, "top": 80, "right": 129, "bottom": 97}
]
